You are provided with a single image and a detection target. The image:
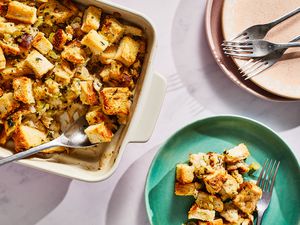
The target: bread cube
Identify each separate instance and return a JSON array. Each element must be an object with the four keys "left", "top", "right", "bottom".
[
  {"left": 53, "top": 64, "right": 73, "bottom": 85},
  {"left": 44, "top": 78, "right": 60, "bottom": 97},
  {"left": 238, "top": 218, "right": 252, "bottom": 225},
  {"left": 61, "top": 41, "right": 86, "bottom": 64},
  {"left": 233, "top": 182, "right": 262, "bottom": 214},
  {"left": 219, "top": 174, "right": 239, "bottom": 201},
  {"left": 6, "top": 1, "right": 37, "bottom": 24},
  {"left": 0, "top": 109, "right": 23, "bottom": 144},
  {"left": 86, "top": 107, "right": 108, "bottom": 125},
  {"left": 220, "top": 203, "right": 239, "bottom": 223},
  {"left": 52, "top": 29, "right": 68, "bottom": 51},
  {"left": 189, "top": 153, "right": 206, "bottom": 166},
  {"left": 81, "top": 30, "right": 109, "bottom": 54},
  {"left": 195, "top": 191, "right": 223, "bottom": 212},
  {"left": 189, "top": 152, "right": 224, "bottom": 177},
  {"left": 25, "top": 50, "right": 54, "bottom": 78},
  {"left": 0, "top": 41, "right": 20, "bottom": 55},
  {"left": 37, "top": 0, "right": 75, "bottom": 25},
  {"left": 207, "top": 152, "right": 225, "bottom": 170},
  {"left": 80, "top": 81, "right": 99, "bottom": 105},
  {"left": 1, "top": 61, "right": 32, "bottom": 80},
  {"left": 100, "top": 87, "right": 131, "bottom": 117},
  {"left": 174, "top": 182, "right": 200, "bottom": 196},
  {"left": 227, "top": 161, "right": 250, "bottom": 174},
  {"left": 230, "top": 170, "right": 244, "bottom": 184},
  {"left": 115, "top": 36, "right": 140, "bottom": 67},
  {"left": 101, "top": 17, "right": 124, "bottom": 43},
  {"left": 203, "top": 170, "right": 227, "bottom": 194},
  {"left": 65, "top": 78, "right": 81, "bottom": 102},
  {"left": 32, "top": 32, "right": 53, "bottom": 55},
  {"left": 75, "top": 66, "right": 94, "bottom": 81},
  {"left": 13, "top": 125, "right": 47, "bottom": 152},
  {"left": 124, "top": 24, "right": 143, "bottom": 37},
  {"left": 84, "top": 122, "right": 113, "bottom": 144},
  {"left": 13, "top": 77, "right": 35, "bottom": 104},
  {"left": 224, "top": 144, "right": 250, "bottom": 163},
  {"left": 0, "top": 108, "right": 33, "bottom": 145},
  {"left": 98, "top": 45, "right": 117, "bottom": 64},
  {"left": 188, "top": 204, "right": 215, "bottom": 222},
  {"left": 0, "top": 93, "right": 20, "bottom": 119},
  {"left": 100, "top": 61, "right": 133, "bottom": 88},
  {"left": 81, "top": 6, "right": 102, "bottom": 33},
  {"left": 0, "top": 22, "right": 17, "bottom": 34},
  {"left": 198, "top": 219, "right": 223, "bottom": 225},
  {"left": 176, "top": 163, "right": 194, "bottom": 184},
  {"left": 0, "top": 47, "right": 5, "bottom": 69}
]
